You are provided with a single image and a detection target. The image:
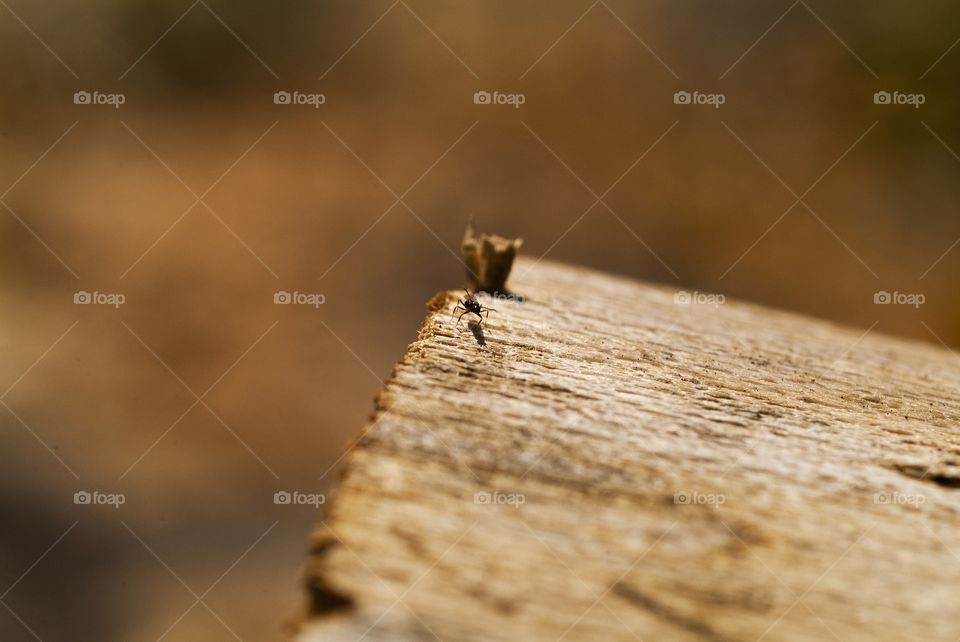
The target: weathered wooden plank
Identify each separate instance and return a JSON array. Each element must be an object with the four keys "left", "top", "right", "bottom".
[{"left": 296, "top": 258, "right": 960, "bottom": 641}]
